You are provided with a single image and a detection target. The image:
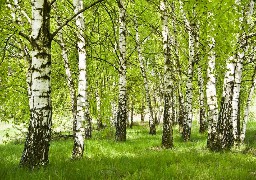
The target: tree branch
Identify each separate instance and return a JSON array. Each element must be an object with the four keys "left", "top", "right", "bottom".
[
  {"left": 50, "top": 0, "right": 58, "bottom": 6},
  {"left": 51, "top": 0, "right": 105, "bottom": 39},
  {"left": 19, "top": 32, "right": 31, "bottom": 42},
  {"left": 246, "top": 33, "right": 256, "bottom": 39}
]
